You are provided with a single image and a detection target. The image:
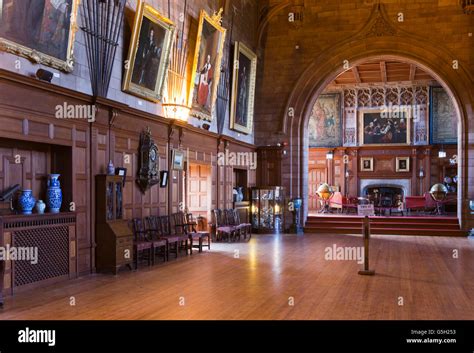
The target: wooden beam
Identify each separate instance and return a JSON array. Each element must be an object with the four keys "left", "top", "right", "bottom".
[
  {"left": 409, "top": 64, "right": 416, "bottom": 81},
  {"left": 352, "top": 67, "right": 361, "bottom": 83},
  {"left": 380, "top": 61, "right": 387, "bottom": 83}
]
